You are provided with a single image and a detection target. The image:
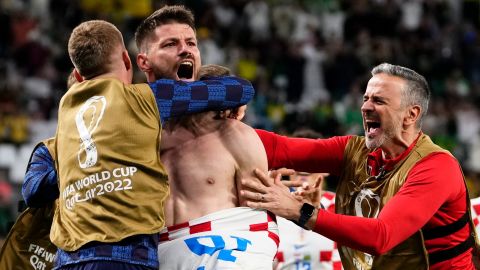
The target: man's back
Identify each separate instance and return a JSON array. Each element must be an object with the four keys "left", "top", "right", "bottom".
[
  {"left": 53, "top": 78, "right": 168, "bottom": 251},
  {"left": 161, "top": 112, "right": 268, "bottom": 226}
]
